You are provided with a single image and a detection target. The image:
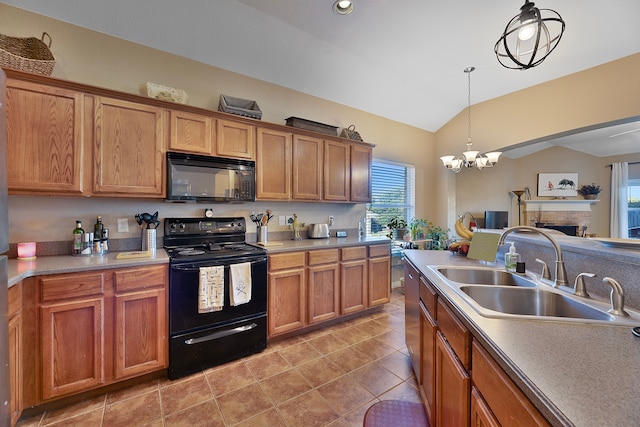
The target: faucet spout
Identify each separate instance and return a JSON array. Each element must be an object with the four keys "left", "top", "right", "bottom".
[{"left": 498, "top": 226, "right": 568, "bottom": 287}]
